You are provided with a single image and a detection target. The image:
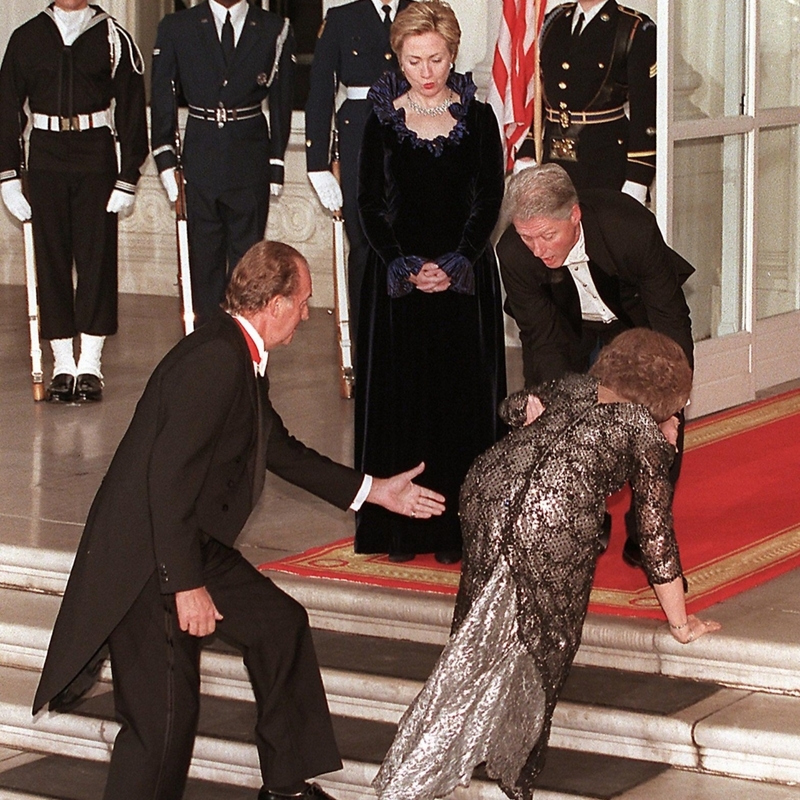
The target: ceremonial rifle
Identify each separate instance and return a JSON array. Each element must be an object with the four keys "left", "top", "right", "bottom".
[
  {"left": 172, "top": 80, "right": 195, "bottom": 335},
  {"left": 19, "top": 121, "right": 45, "bottom": 401},
  {"left": 330, "top": 130, "right": 355, "bottom": 399}
]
